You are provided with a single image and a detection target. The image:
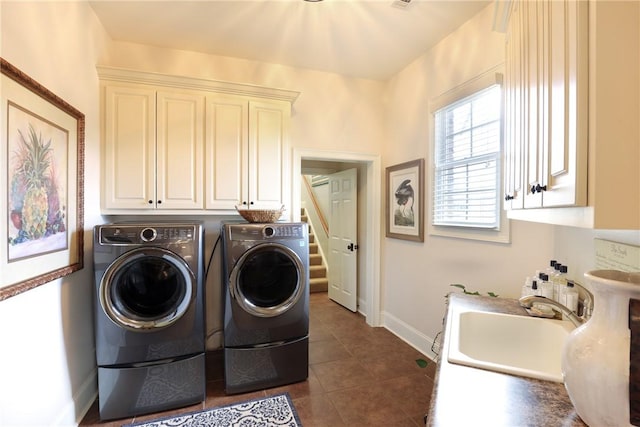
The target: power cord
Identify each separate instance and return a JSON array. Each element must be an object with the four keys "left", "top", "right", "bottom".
[{"left": 204, "top": 234, "right": 221, "bottom": 283}]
